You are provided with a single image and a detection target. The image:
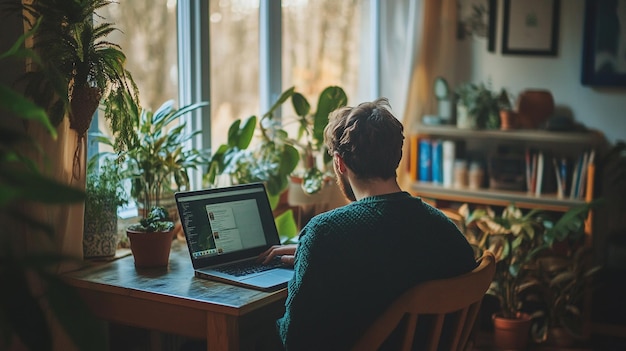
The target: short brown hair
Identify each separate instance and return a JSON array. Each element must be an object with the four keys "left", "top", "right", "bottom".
[{"left": 324, "top": 98, "right": 404, "bottom": 180}]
